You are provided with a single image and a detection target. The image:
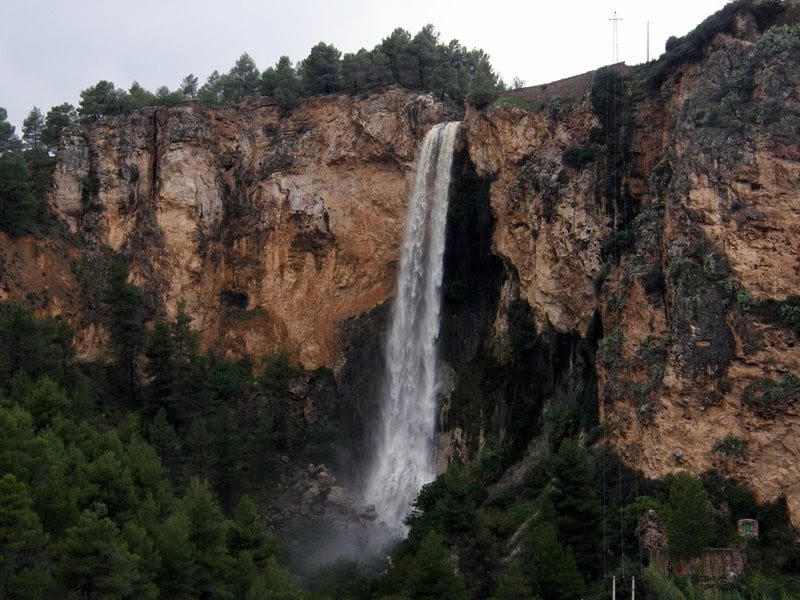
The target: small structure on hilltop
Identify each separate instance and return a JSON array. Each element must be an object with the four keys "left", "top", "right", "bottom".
[{"left": 737, "top": 518, "right": 759, "bottom": 539}]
